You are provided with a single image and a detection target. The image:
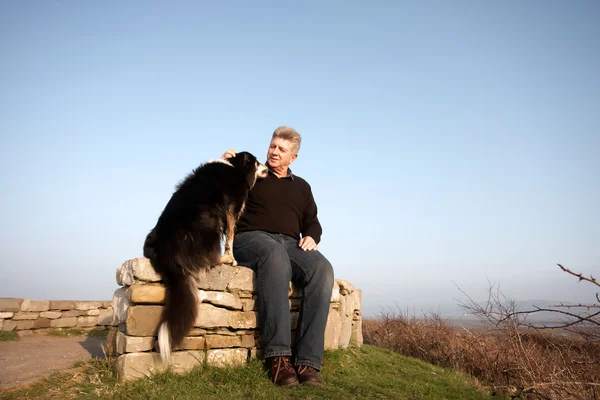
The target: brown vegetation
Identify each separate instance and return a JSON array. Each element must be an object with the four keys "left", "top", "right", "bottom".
[{"left": 363, "top": 265, "right": 600, "bottom": 399}]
